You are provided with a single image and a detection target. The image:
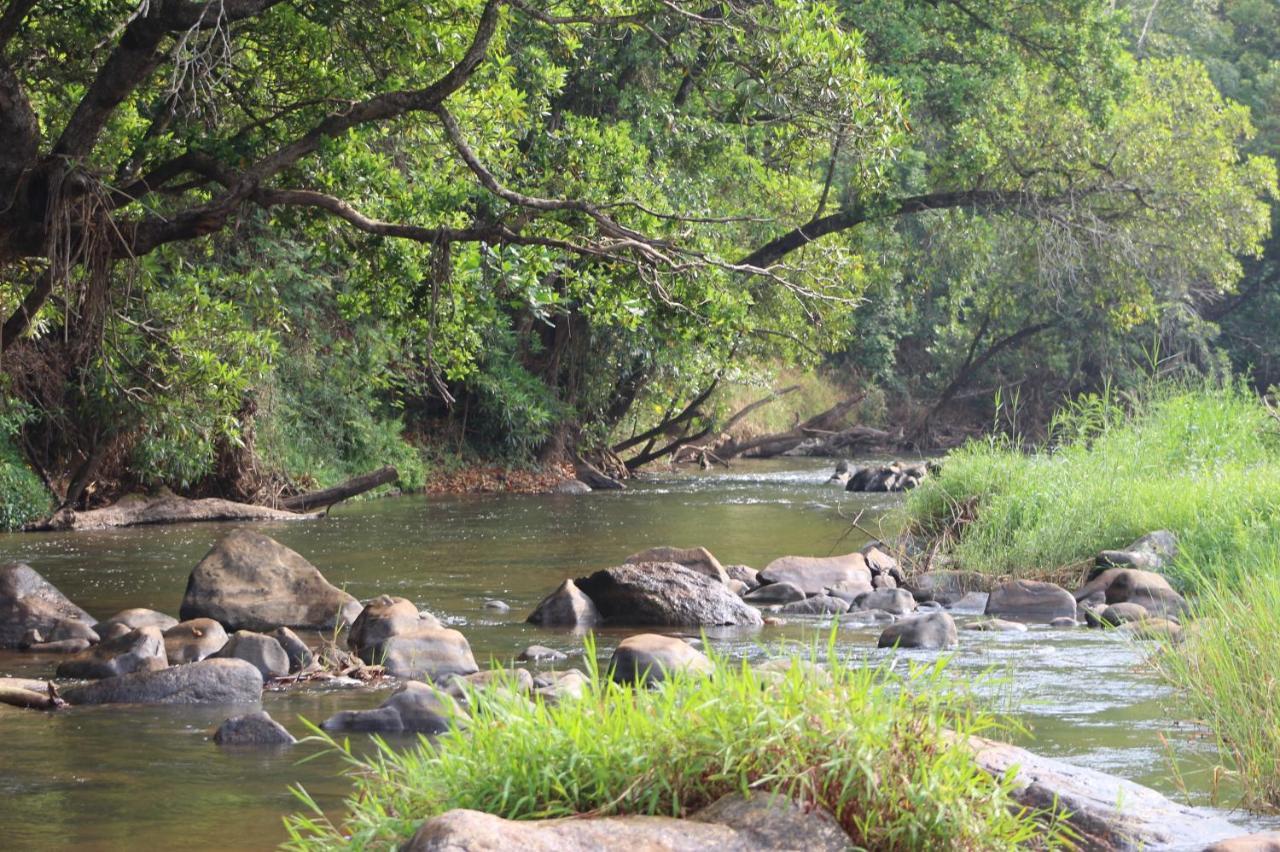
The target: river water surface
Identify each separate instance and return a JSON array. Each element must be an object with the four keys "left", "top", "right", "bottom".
[{"left": 0, "top": 459, "right": 1262, "bottom": 849}]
